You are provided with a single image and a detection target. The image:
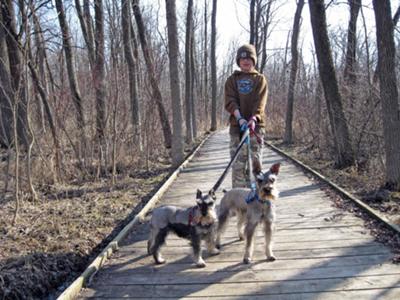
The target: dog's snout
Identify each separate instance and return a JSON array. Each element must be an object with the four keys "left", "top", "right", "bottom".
[
  {"left": 263, "top": 187, "right": 272, "bottom": 194},
  {"left": 199, "top": 203, "right": 208, "bottom": 216}
]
